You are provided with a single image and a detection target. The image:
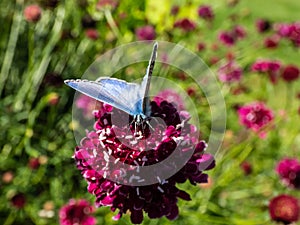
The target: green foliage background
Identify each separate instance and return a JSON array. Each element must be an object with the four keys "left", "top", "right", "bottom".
[{"left": 0, "top": 0, "right": 300, "bottom": 224}]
